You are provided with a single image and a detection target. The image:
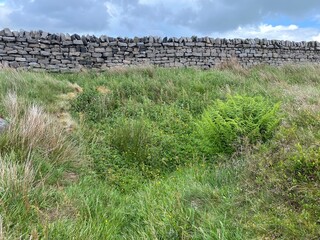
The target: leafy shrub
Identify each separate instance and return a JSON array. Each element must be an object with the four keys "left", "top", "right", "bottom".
[{"left": 195, "top": 95, "right": 281, "bottom": 155}]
